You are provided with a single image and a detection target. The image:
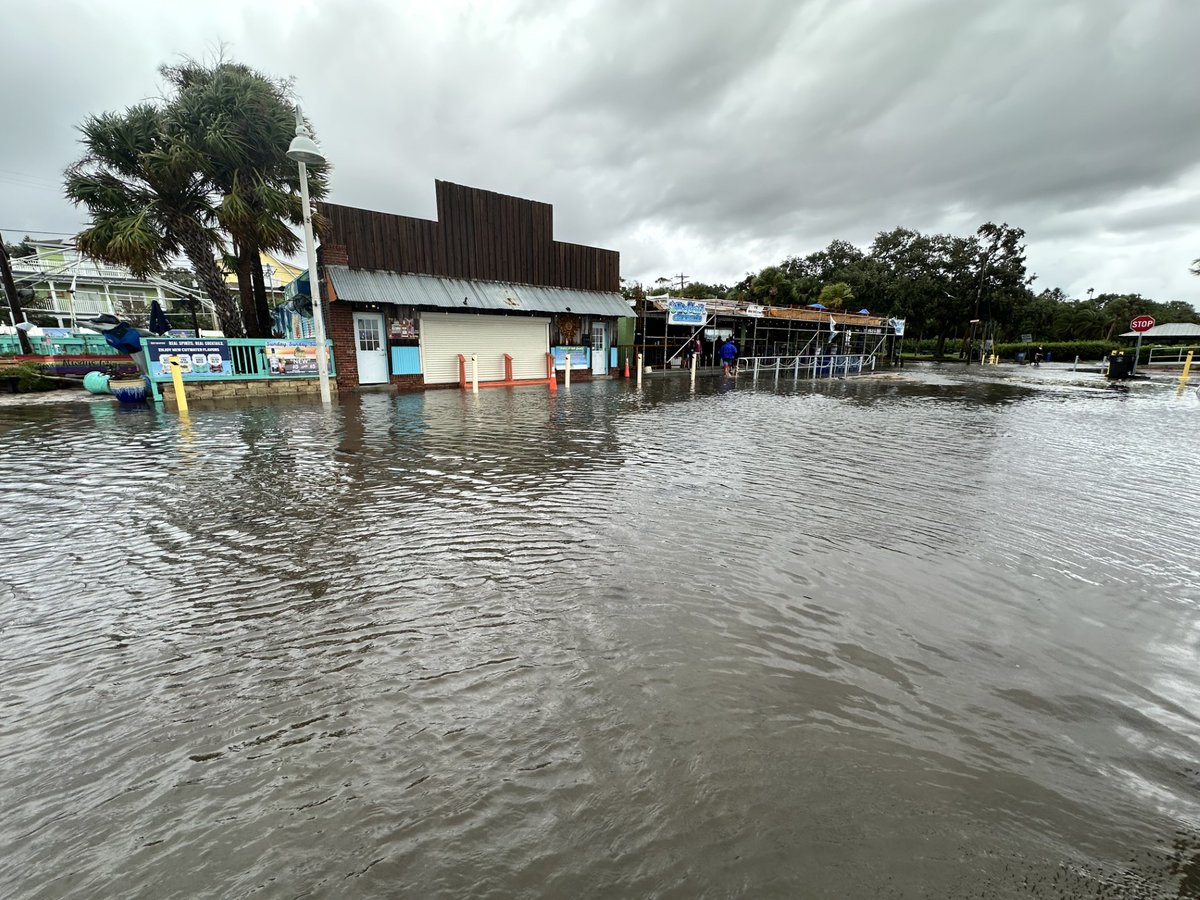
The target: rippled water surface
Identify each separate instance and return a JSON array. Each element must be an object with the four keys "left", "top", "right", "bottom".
[{"left": 2, "top": 367, "right": 1199, "bottom": 898}]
